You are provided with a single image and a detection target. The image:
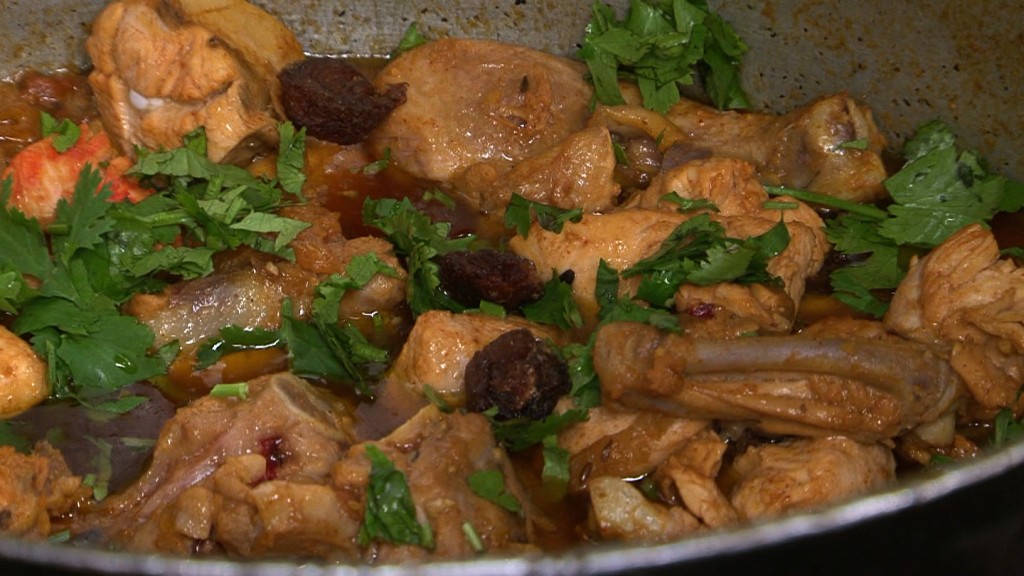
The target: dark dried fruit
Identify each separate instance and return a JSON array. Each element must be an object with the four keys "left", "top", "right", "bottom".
[
  {"left": 437, "top": 249, "right": 544, "bottom": 309},
  {"left": 465, "top": 328, "right": 570, "bottom": 420},
  {"left": 278, "top": 57, "right": 407, "bottom": 145}
]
